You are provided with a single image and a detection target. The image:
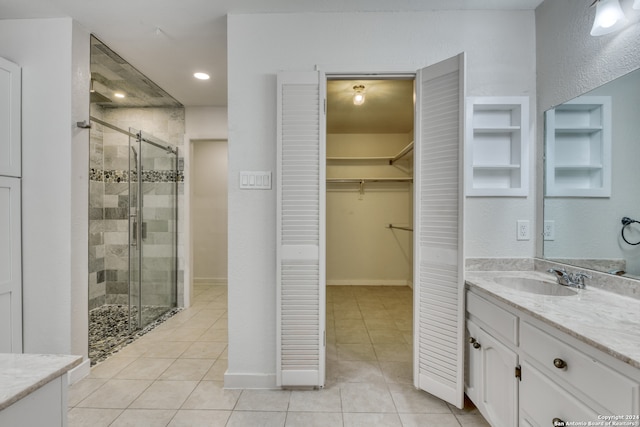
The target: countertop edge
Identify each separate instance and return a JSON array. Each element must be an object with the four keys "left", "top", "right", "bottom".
[
  {"left": 0, "top": 354, "right": 83, "bottom": 411},
  {"left": 465, "top": 277, "right": 640, "bottom": 371}
]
